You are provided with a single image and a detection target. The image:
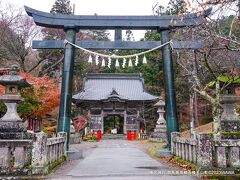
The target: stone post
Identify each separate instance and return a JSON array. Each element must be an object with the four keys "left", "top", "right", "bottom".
[
  {"left": 58, "top": 132, "right": 67, "bottom": 156},
  {"left": 189, "top": 145, "right": 193, "bottom": 163},
  {"left": 229, "top": 146, "right": 240, "bottom": 167},
  {"left": 181, "top": 143, "right": 185, "bottom": 160},
  {"left": 196, "top": 133, "right": 213, "bottom": 167},
  {"left": 14, "top": 147, "right": 26, "bottom": 168},
  {"left": 171, "top": 132, "right": 180, "bottom": 154},
  {"left": 192, "top": 144, "right": 197, "bottom": 163},
  {"left": 0, "top": 147, "right": 9, "bottom": 168},
  {"left": 31, "top": 132, "right": 48, "bottom": 174},
  {"left": 216, "top": 146, "right": 227, "bottom": 167}
]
